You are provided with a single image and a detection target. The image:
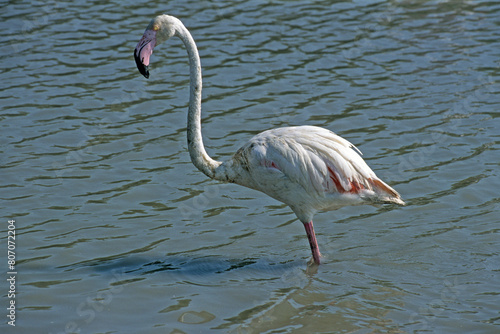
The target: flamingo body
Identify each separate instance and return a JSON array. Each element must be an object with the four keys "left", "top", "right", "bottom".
[
  {"left": 134, "top": 15, "right": 404, "bottom": 264},
  {"left": 221, "top": 125, "right": 403, "bottom": 223}
]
